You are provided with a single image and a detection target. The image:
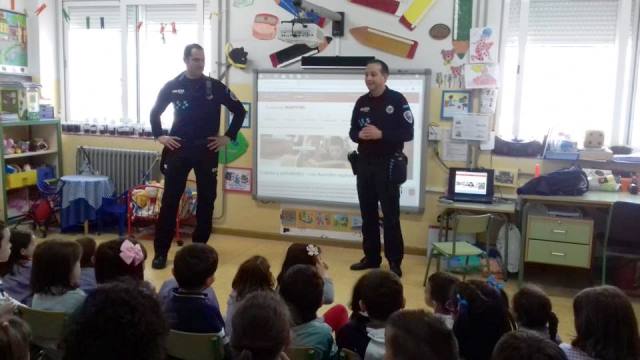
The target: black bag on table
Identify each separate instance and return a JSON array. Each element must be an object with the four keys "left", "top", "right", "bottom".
[{"left": 517, "top": 166, "right": 589, "bottom": 196}]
